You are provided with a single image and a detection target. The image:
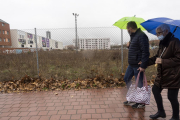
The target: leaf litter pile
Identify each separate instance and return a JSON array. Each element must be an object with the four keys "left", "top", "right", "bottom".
[{"left": 0, "top": 74, "right": 154, "bottom": 94}]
